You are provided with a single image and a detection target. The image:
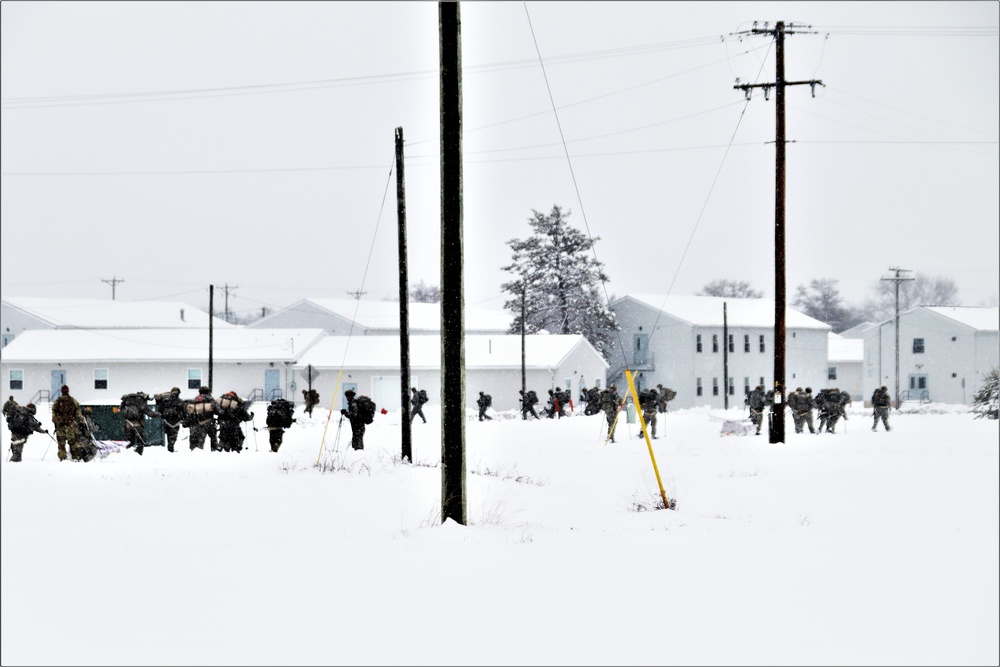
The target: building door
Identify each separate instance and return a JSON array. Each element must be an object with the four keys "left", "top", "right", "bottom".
[
  {"left": 908, "top": 374, "right": 929, "bottom": 400},
  {"left": 264, "top": 369, "right": 281, "bottom": 401},
  {"left": 372, "top": 376, "right": 401, "bottom": 413},
  {"left": 50, "top": 369, "right": 66, "bottom": 403},
  {"left": 634, "top": 334, "right": 649, "bottom": 365}
]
